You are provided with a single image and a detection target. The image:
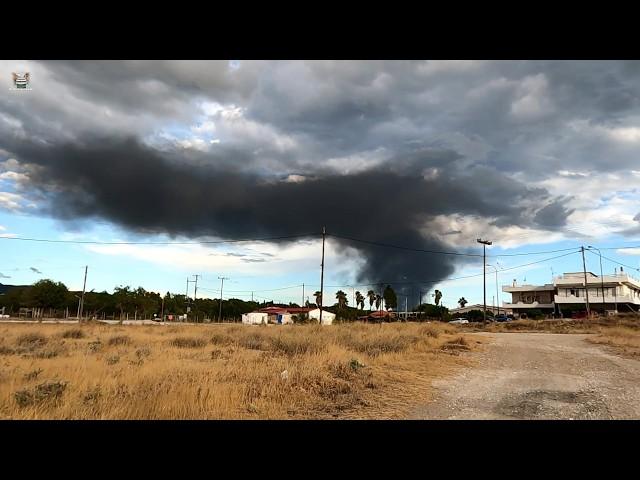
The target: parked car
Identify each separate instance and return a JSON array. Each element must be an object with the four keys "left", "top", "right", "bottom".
[
  {"left": 449, "top": 318, "right": 469, "bottom": 324},
  {"left": 494, "top": 314, "right": 510, "bottom": 322}
]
